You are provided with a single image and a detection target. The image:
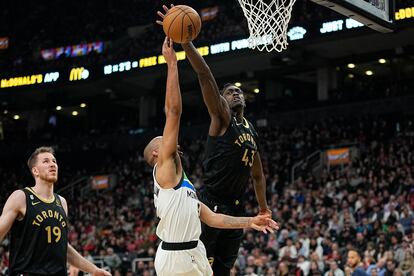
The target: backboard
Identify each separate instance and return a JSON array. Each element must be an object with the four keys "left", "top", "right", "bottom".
[{"left": 310, "top": 0, "right": 395, "bottom": 32}]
